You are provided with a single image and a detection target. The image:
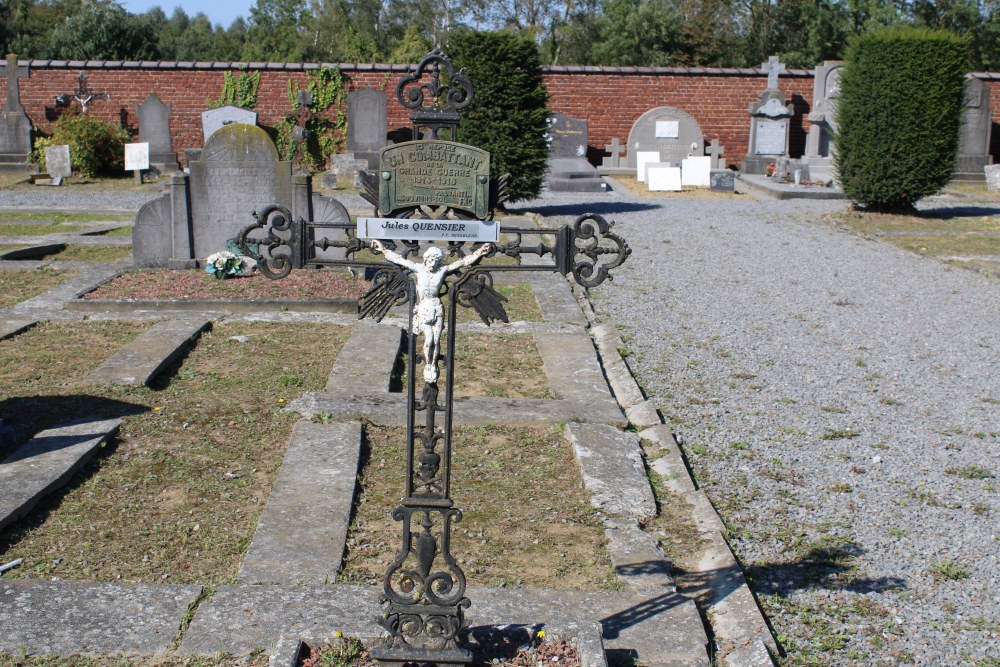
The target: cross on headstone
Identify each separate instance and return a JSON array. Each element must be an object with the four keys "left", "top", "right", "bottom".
[
  {"left": 56, "top": 72, "right": 110, "bottom": 113},
  {"left": 705, "top": 139, "right": 725, "bottom": 169},
  {"left": 1, "top": 54, "right": 29, "bottom": 113},
  {"left": 602, "top": 137, "right": 625, "bottom": 168},
  {"left": 760, "top": 55, "right": 786, "bottom": 91}
]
